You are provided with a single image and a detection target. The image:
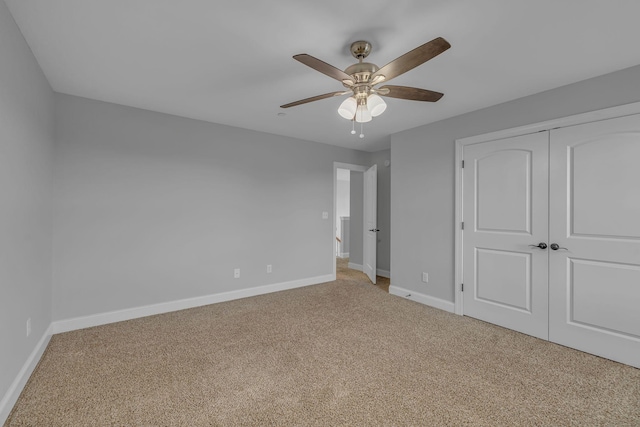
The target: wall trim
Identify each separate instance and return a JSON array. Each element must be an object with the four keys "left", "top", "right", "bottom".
[
  {"left": 0, "top": 325, "right": 53, "bottom": 425},
  {"left": 348, "top": 262, "right": 363, "bottom": 271},
  {"left": 345, "top": 262, "right": 389, "bottom": 279},
  {"left": 457, "top": 100, "right": 640, "bottom": 146},
  {"left": 454, "top": 100, "right": 640, "bottom": 316},
  {"left": 338, "top": 252, "right": 349, "bottom": 258},
  {"left": 52, "top": 274, "right": 334, "bottom": 334},
  {"left": 376, "top": 268, "right": 391, "bottom": 279},
  {"left": 389, "top": 285, "right": 455, "bottom": 313}
]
